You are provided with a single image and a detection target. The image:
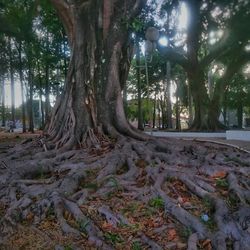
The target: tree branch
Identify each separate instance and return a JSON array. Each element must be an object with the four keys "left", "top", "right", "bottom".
[
  {"left": 212, "top": 50, "right": 250, "bottom": 103},
  {"left": 130, "top": 0, "right": 146, "bottom": 18},
  {"left": 200, "top": 31, "right": 233, "bottom": 69},
  {"left": 158, "top": 46, "right": 189, "bottom": 70},
  {"left": 49, "top": 0, "right": 74, "bottom": 44}
]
